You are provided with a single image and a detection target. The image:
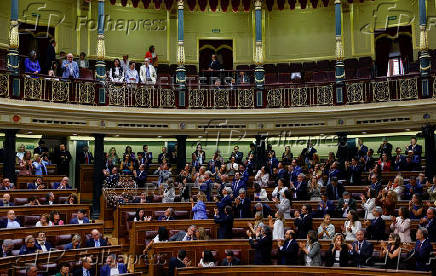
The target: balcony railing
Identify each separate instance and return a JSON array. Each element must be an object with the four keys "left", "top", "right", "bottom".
[{"left": 0, "top": 71, "right": 434, "bottom": 109}]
